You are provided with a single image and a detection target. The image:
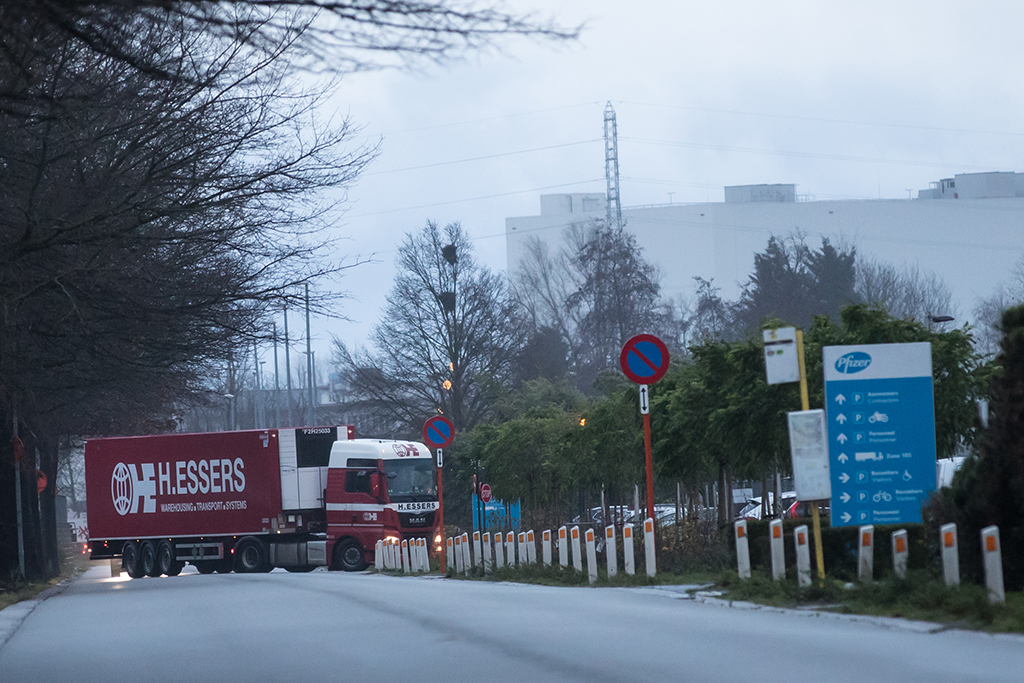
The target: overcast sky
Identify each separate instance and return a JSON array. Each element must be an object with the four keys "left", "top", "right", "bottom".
[{"left": 300, "top": 1, "right": 1024, "bottom": 367}]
